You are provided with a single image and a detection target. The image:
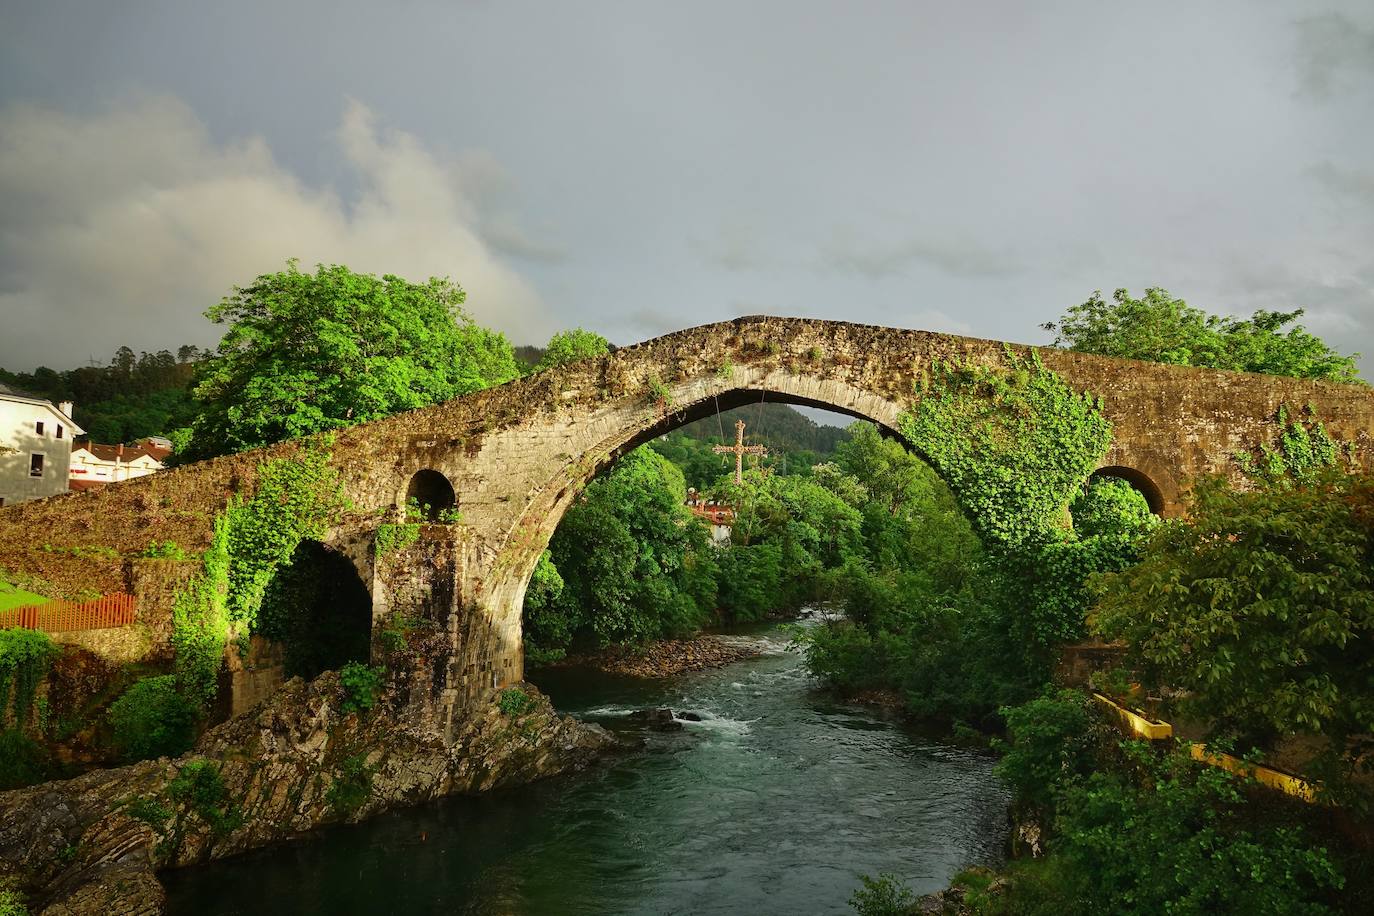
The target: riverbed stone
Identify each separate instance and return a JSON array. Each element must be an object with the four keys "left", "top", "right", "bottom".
[{"left": 0, "top": 672, "right": 616, "bottom": 914}]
